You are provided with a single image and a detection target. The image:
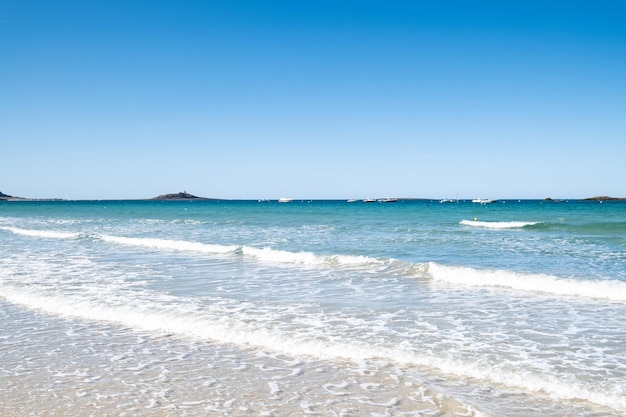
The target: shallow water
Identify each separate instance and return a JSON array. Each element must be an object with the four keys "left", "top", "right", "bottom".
[{"left": 1, "top": 199, "right": 625, "bottom": 416}]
